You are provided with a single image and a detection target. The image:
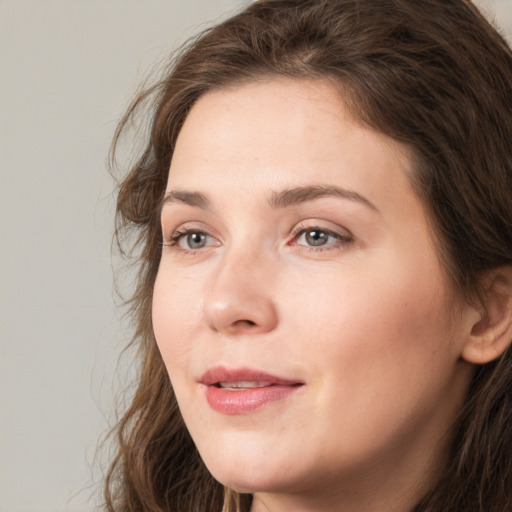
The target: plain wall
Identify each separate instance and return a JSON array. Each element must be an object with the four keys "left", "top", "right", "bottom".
[
  {"left": 0, "top": 2, "right": 247, "bottom": 511},
  {"left": 1, "top": 1, "right": 511, "bottom": 511}
]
